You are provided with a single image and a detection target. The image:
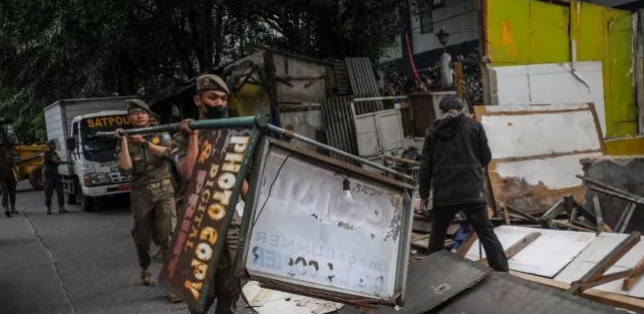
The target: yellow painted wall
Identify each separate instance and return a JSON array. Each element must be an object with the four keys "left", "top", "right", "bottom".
[
  {"left": 605, "top": 136, "right": 644, "bottom": 156},
  {"left": 486, "top": 0, "right": 636, "bottom": 137}
]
